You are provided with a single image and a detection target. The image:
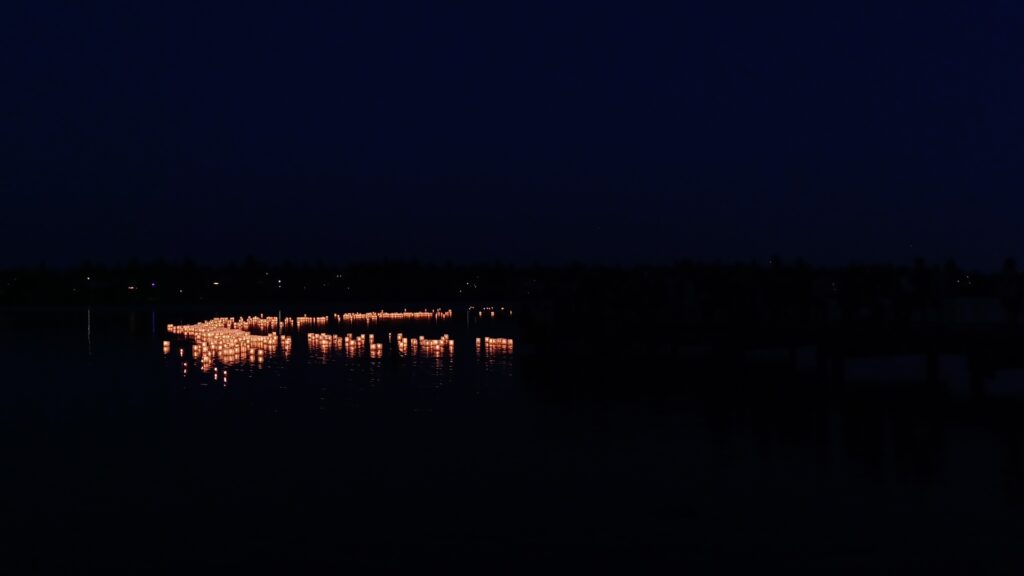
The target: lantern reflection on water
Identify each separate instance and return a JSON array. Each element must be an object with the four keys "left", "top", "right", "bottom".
[{"left": 476, "top": 336, "right": 514, "bottom": 374}]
